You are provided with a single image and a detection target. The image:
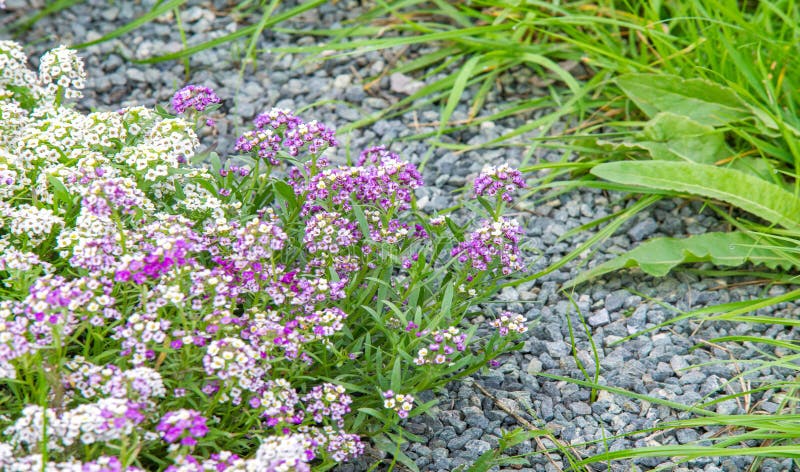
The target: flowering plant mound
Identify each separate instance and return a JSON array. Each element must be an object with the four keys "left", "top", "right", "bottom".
[{"left": 0, "top": 41, "right": 530, "bottom": 470}]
